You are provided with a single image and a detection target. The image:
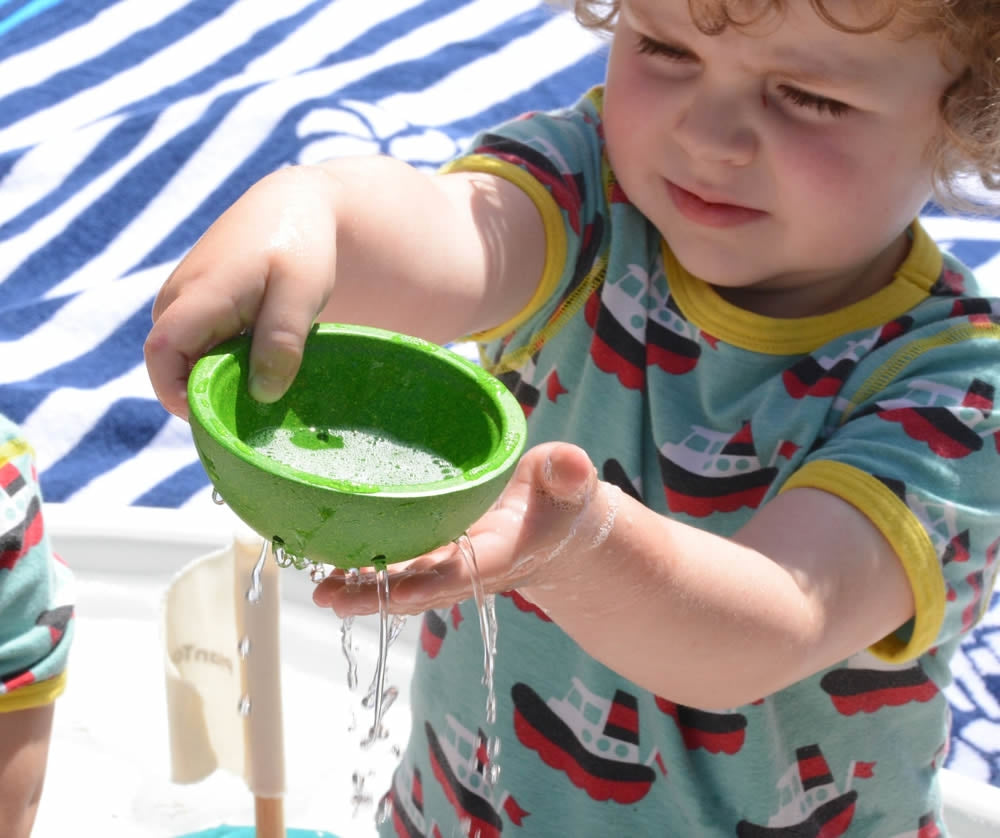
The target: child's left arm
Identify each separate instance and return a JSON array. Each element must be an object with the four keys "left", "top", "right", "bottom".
[{"left": 313, "top": 441, "right": 916, "bottom": 710}]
